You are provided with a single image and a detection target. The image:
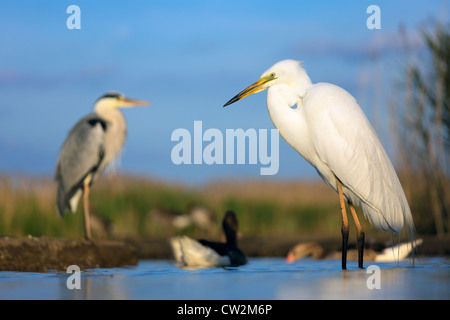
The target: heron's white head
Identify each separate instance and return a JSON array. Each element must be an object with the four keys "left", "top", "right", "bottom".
[
  {"left": 224, "top": 59, "right": 311, "bottom": 107},
  {"left": 94, "top": 92, "right": 149, "bottom": 113}
]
